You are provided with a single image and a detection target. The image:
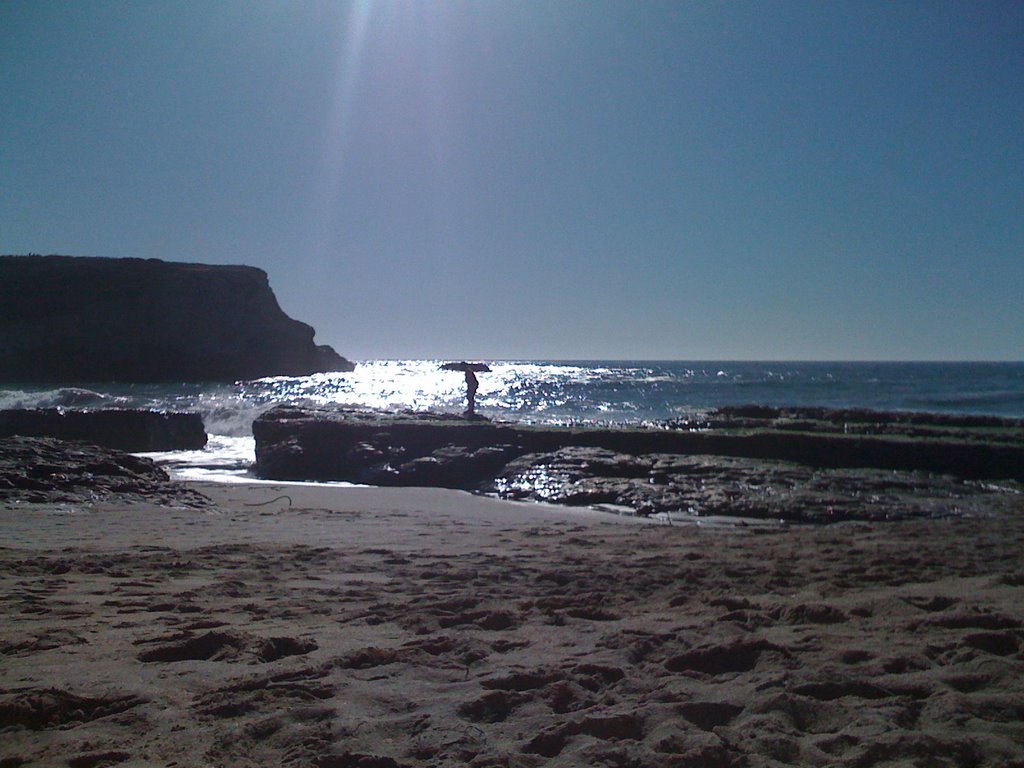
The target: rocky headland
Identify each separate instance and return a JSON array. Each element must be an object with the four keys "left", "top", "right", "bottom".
[
  {"left": 253, "top": 405, "right": 1024, "bottom": 523},
  {"left": 0, "top": 255, "right": 354, "bottom": 382}
]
